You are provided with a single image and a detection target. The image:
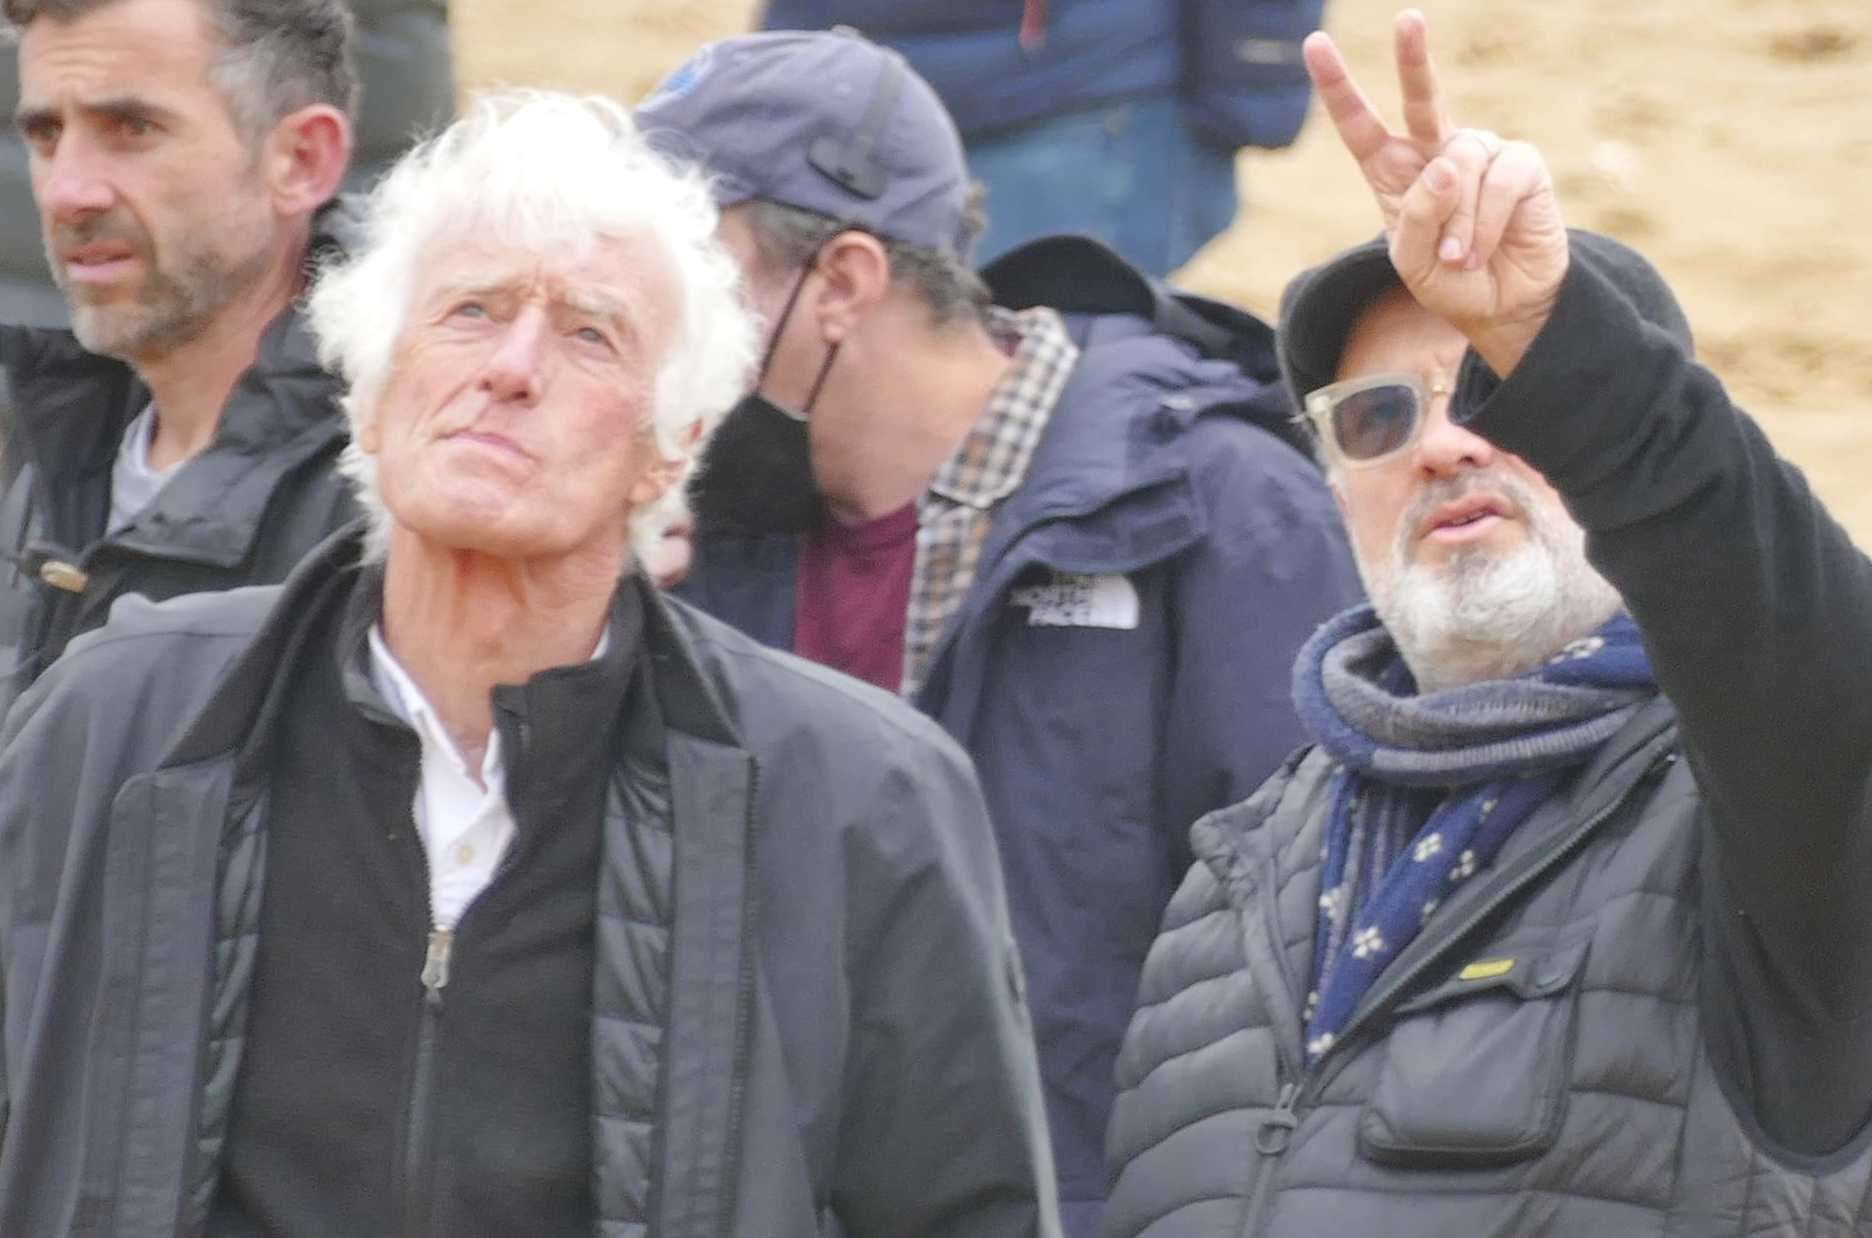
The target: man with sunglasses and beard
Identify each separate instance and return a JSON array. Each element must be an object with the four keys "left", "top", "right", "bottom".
[
  {"left": 636, "top": 29, "right": 1361, "bottom": 1237},
  {"left": 1102, "top": 12, "right": 1872, "bottom": 1238}
]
